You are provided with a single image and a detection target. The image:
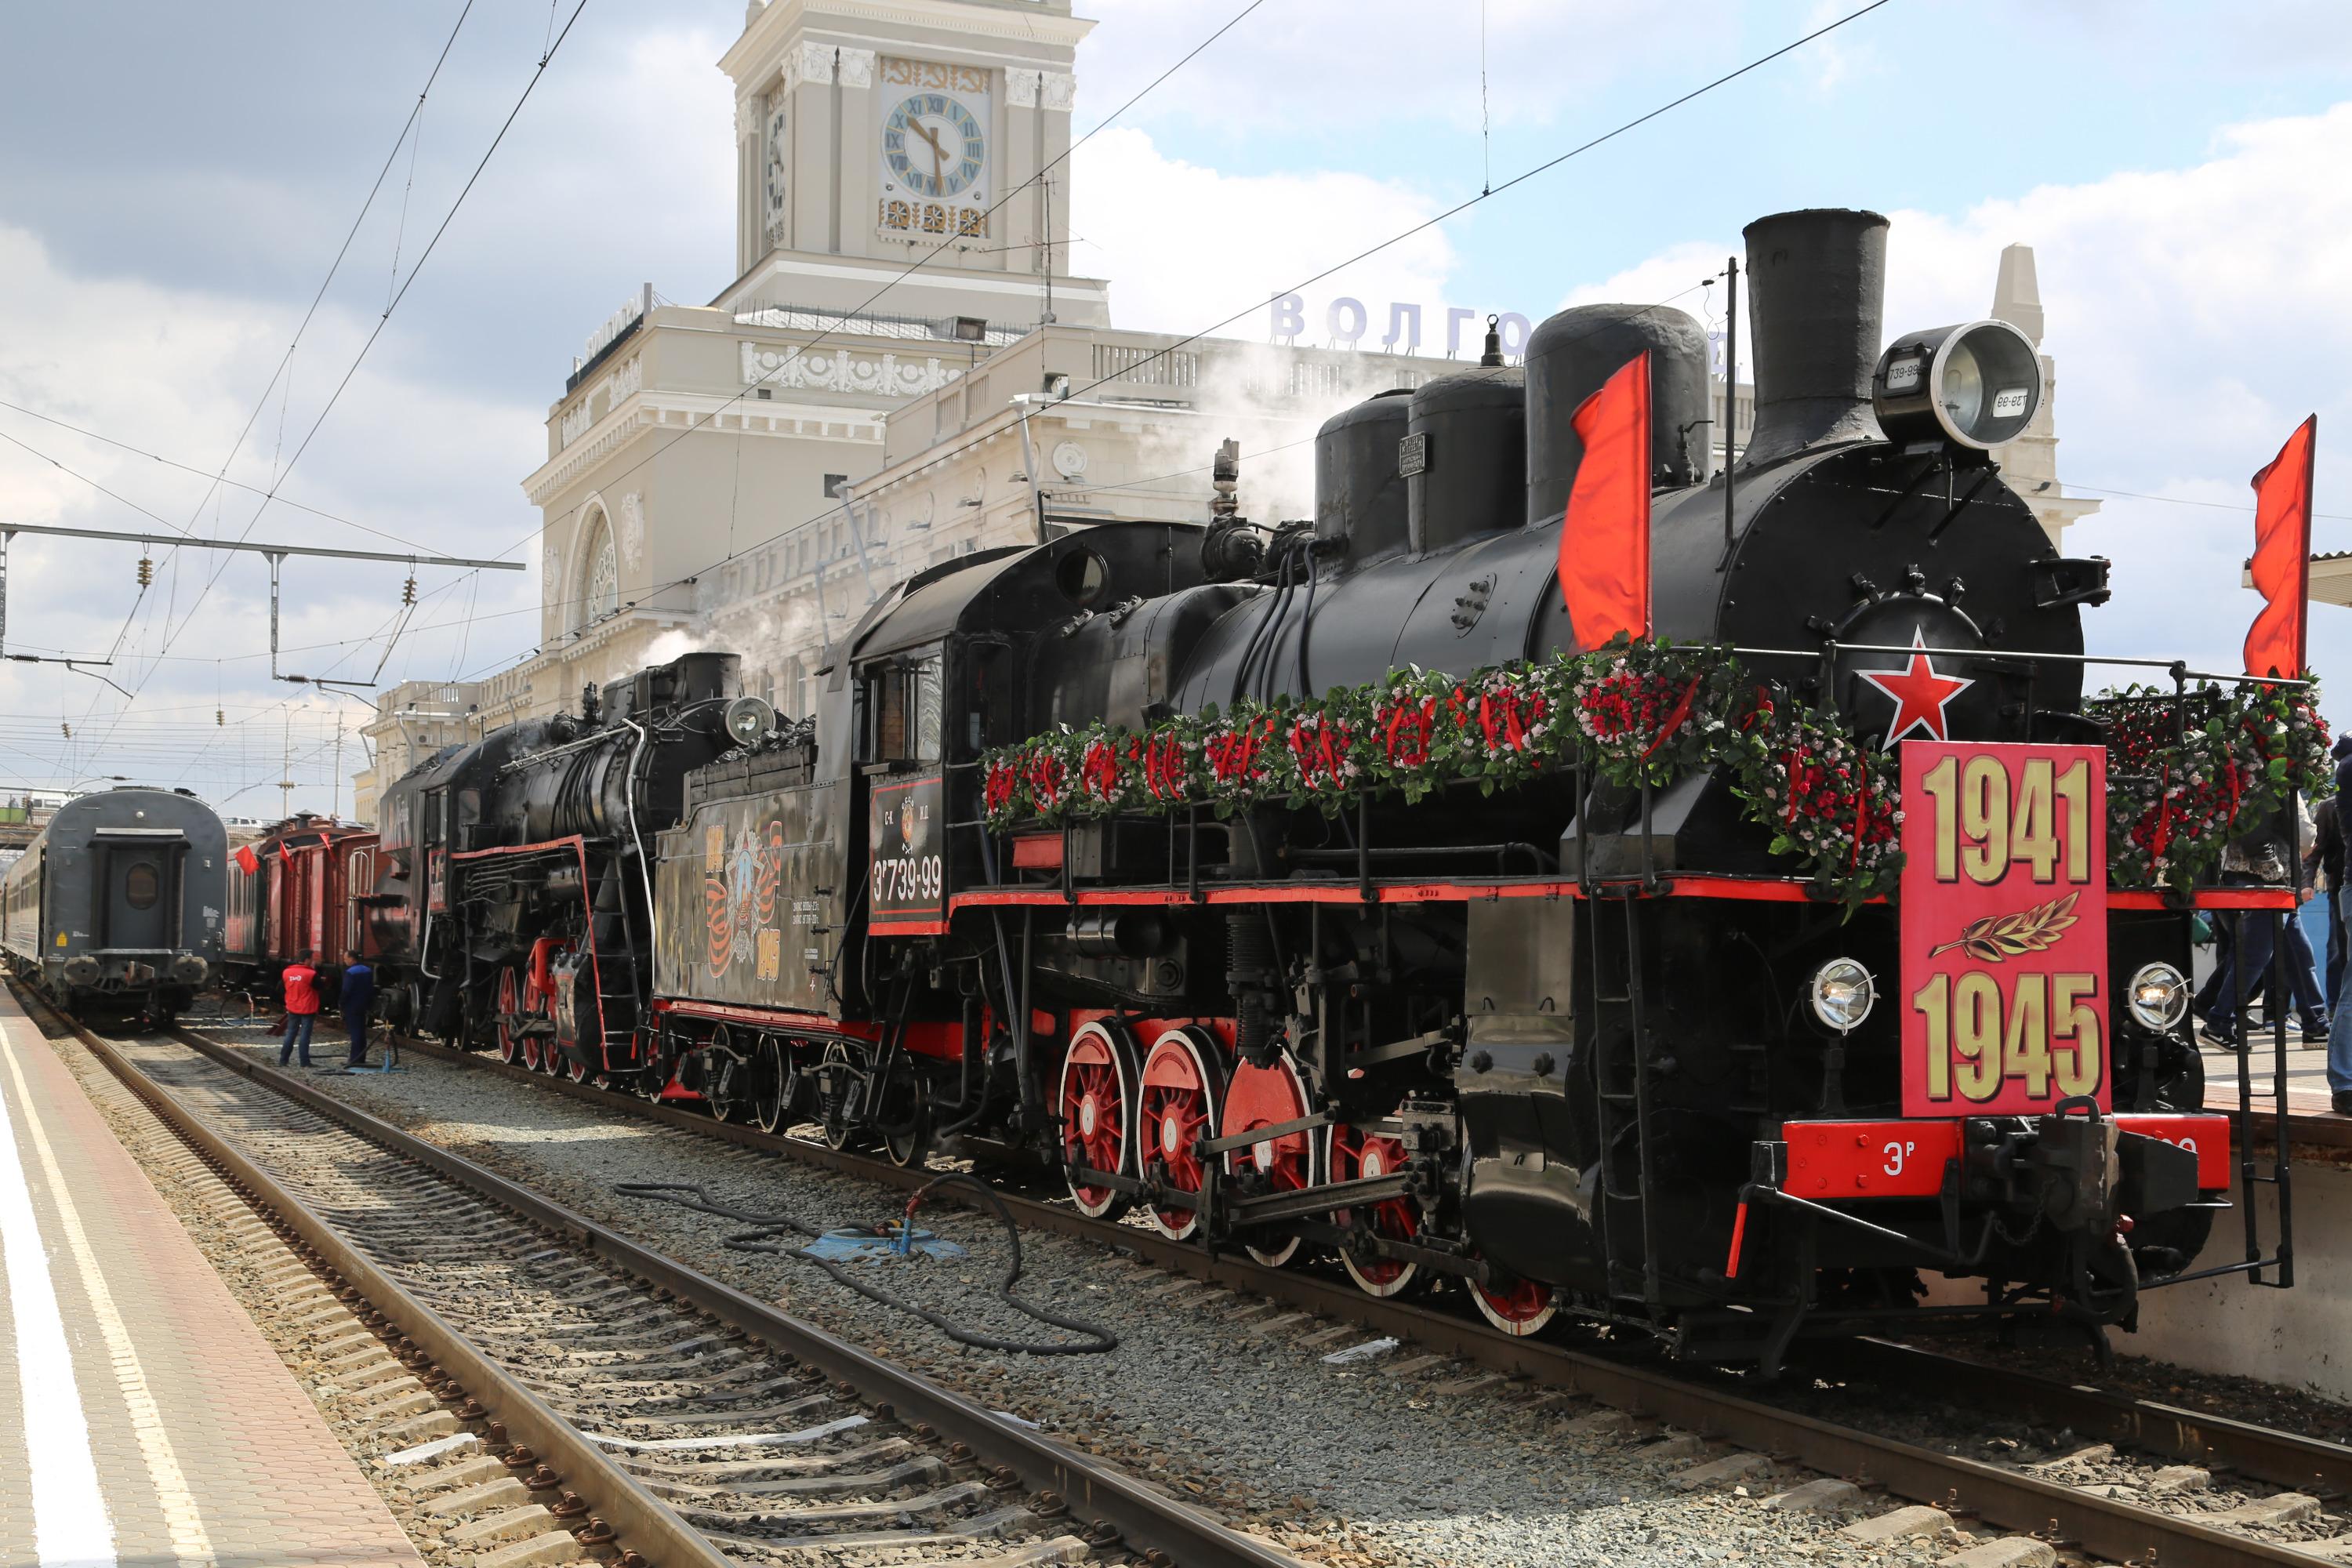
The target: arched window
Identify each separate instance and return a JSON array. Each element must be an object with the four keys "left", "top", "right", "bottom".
[{"left": 576, "top": 507, "right": 619, "bottom": 629}]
